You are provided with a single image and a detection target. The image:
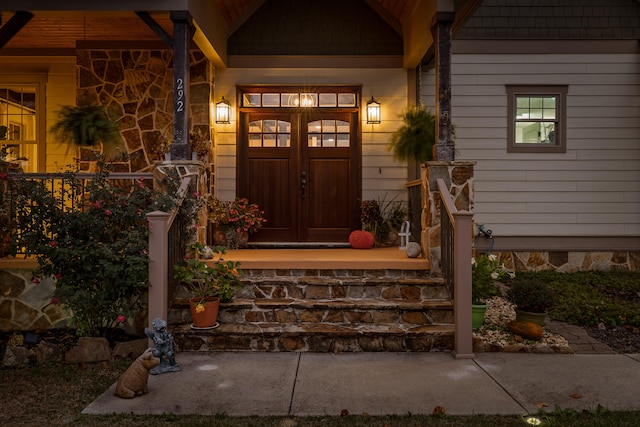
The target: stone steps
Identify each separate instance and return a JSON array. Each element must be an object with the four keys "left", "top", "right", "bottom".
[{"left": 168, "top": 269, "right": 454, "bottom": 353}]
